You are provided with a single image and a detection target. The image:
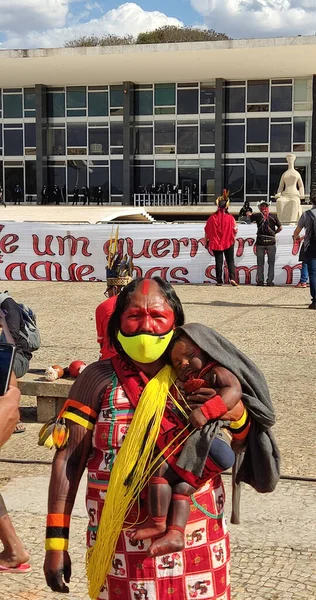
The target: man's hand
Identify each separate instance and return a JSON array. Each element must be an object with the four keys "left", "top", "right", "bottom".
[
  {"left": 44, "top": 550, "right": 72, "bottom": 593},
  {"left": 189, "top": 407, "right": 208, "bottom": 430}
]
